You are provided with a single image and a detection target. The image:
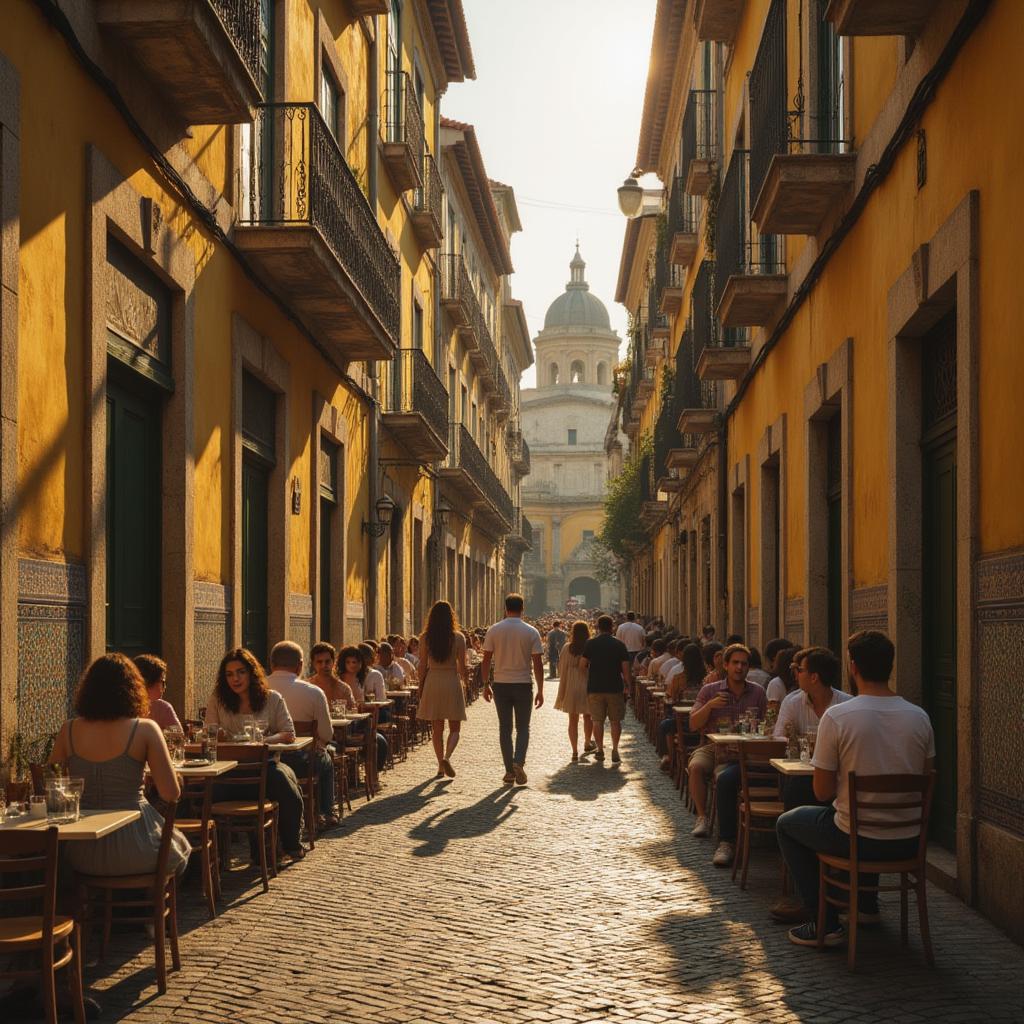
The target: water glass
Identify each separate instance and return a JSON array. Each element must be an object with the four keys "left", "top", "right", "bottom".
[
  {"left": 798, "top": 737, "right": 811, "bottom": 764},
  {"left": 30, "top": 793, "right": 48, "bottom": 820},
  {"left": 243, "top": 715, "right": 255, "bottom": 742},
  {"left": 63, "top": 778, "right": 84, "bottom": 822},
  {"left": 164, "top": 727, "right": 185, "bottom": 766}
]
